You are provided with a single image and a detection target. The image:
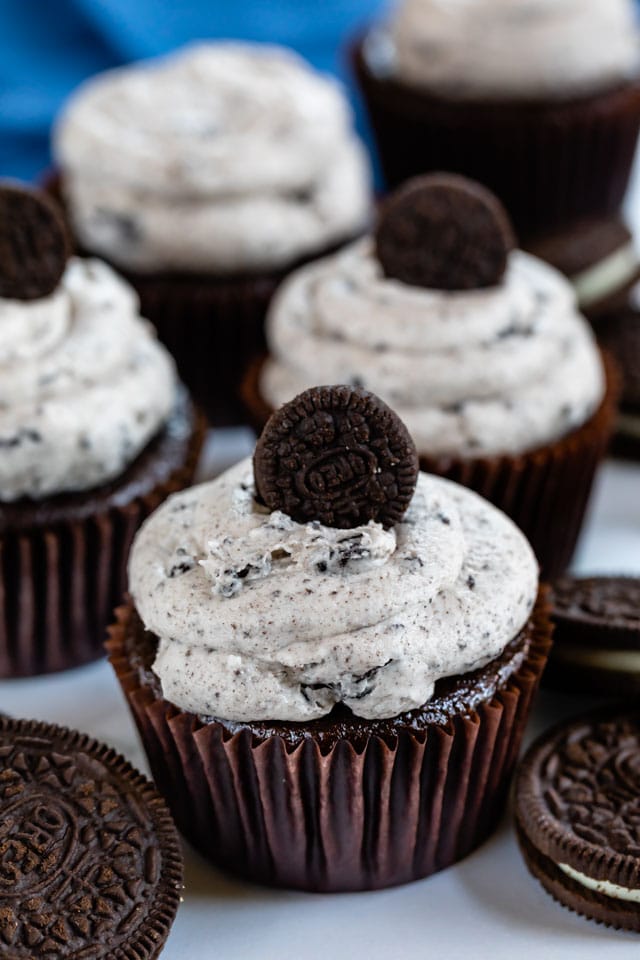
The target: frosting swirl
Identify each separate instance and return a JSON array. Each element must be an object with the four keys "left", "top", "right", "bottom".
[
  {"left": 368, "top": 0, "right": 640, "bottom": 100},
  {"left": 54, "top": 43, "right": 371, "bottom": 274},
  {"left": 261, "top": 241, "right": 605, "bottom": 459},
  {"left": 0, "top": 258, "right": 177, "bottom": 501},
  {"left": 129, "top": 460, "right": 538, "bottom": 721}
]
